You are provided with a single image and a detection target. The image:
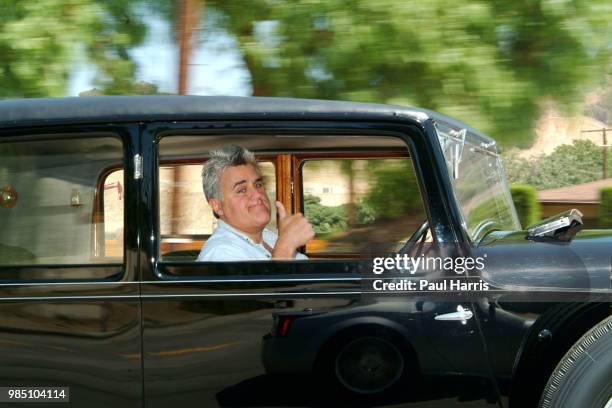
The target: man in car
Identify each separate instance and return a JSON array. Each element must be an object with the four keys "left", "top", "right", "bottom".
[{"left": 197, "top": 145, "right": 314, "bottom": 261}]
